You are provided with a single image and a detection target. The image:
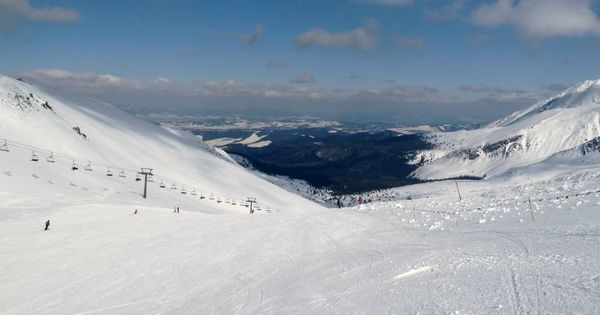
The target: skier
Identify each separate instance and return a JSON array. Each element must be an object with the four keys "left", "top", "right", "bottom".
[
  {"left": 358, "top": 196, "right": 363, "bottom": 205},
  {"left": 177, "top": 206, "right": 180, "bottom": 213},
  {"left": 44, "top": 220, "right": 50, "bottom": 231},
  {"left": 337, "top": 198, "right": 342, "bottom": 208}
]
